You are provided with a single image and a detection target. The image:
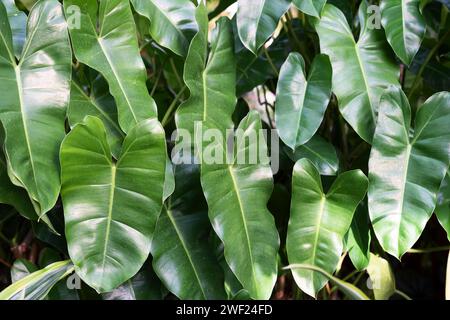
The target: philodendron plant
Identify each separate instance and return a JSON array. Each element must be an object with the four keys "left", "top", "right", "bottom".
[{"left": 0, "top": 0, "right": 449, "bottom": 300}]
